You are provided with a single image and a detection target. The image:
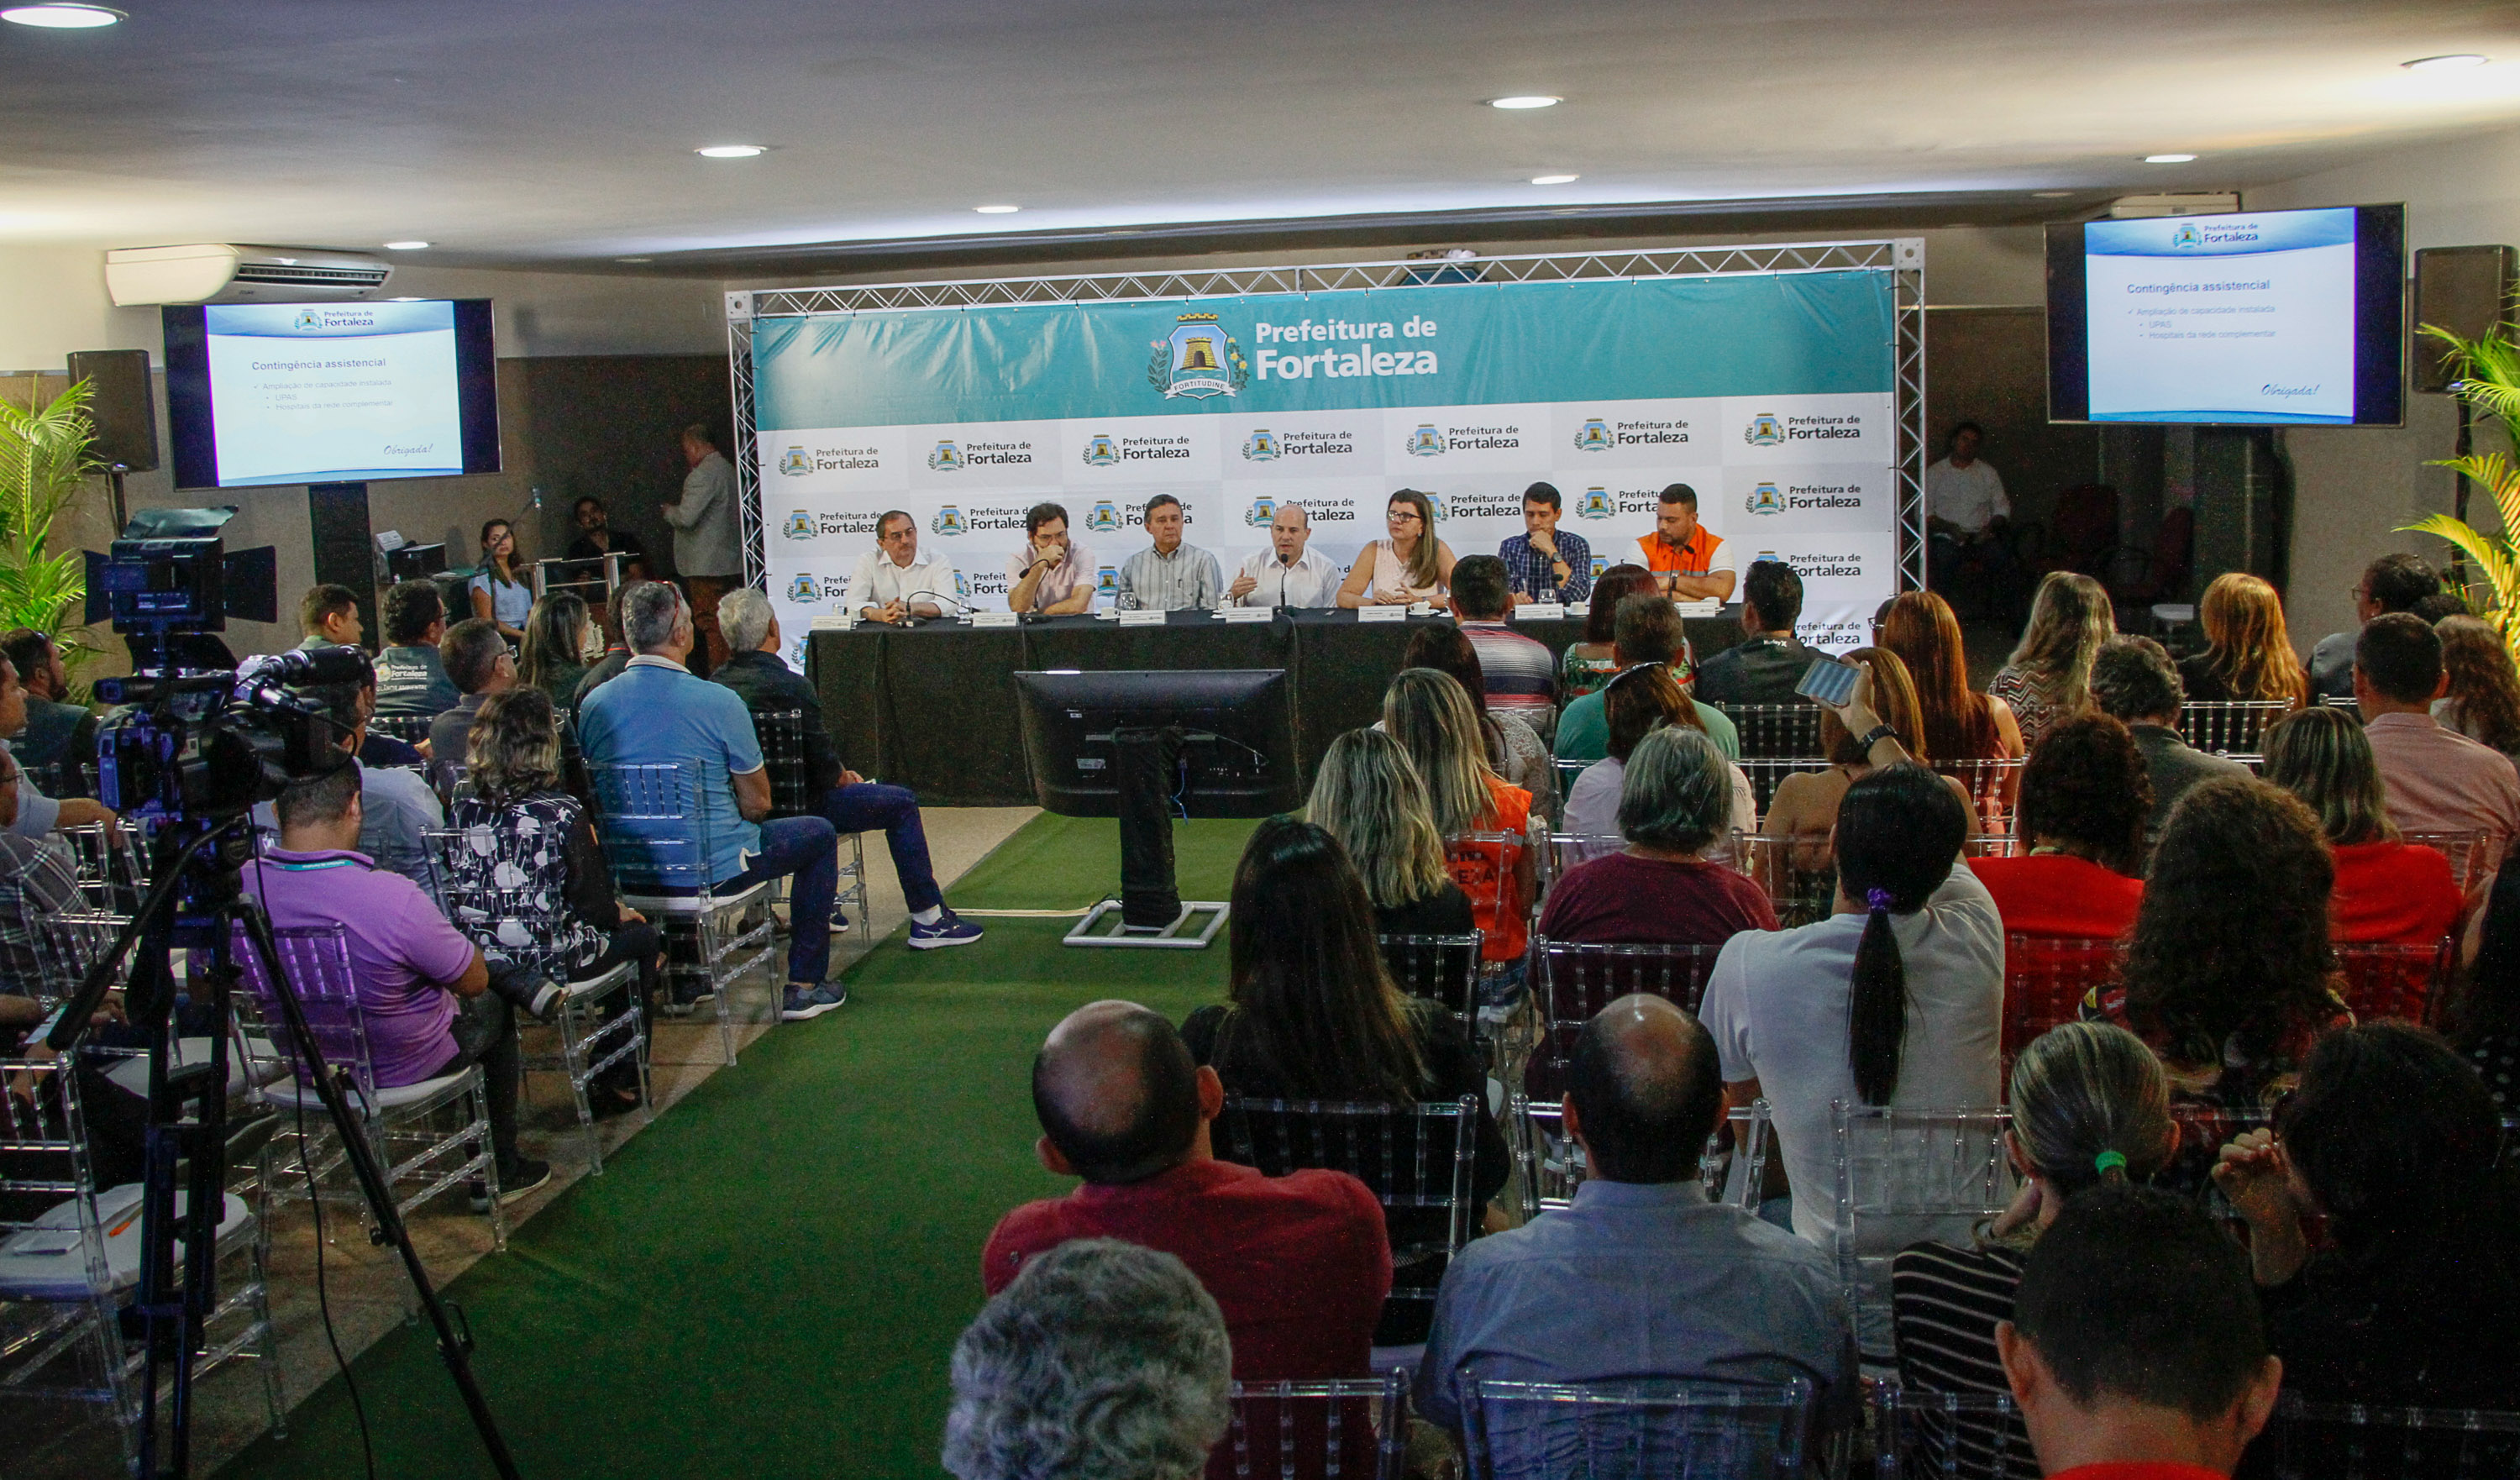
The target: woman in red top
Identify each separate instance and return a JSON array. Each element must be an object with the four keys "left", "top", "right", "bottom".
[
  {"left": 1974, "top": 712, "right": 2150, "bottom": 939},
  {"left": 2261, "top": 706, "right": 2461, "bottom": 945},
  {"left": 1384, "top": 667, "right": 1533, "bottom": 968}
]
